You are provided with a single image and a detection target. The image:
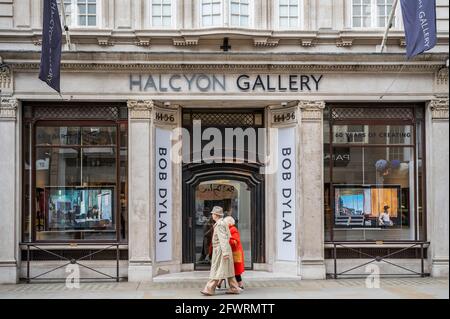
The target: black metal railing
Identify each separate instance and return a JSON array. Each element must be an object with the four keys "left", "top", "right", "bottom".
[
  {"left": 327, "top": 241, "right": 430, "bottom": 279},
  {"left": 21, "top": 243, "right": 121, "bottom": 283}
]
